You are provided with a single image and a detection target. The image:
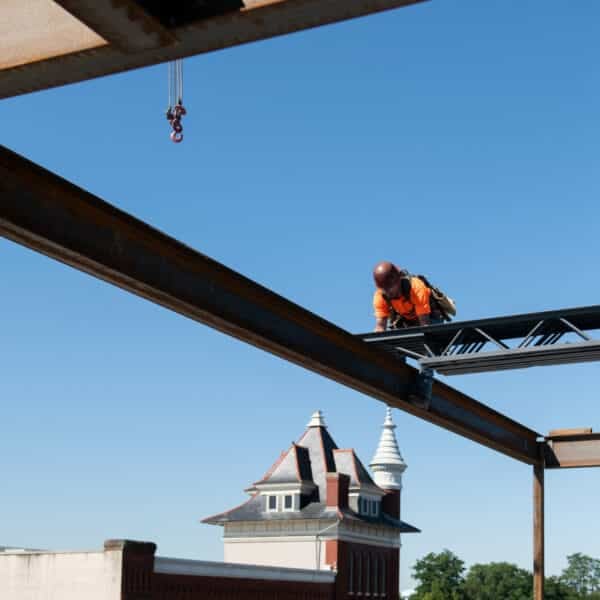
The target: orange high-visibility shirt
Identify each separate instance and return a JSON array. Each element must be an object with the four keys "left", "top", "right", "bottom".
[{"left": 373, "top": 277, "right": 431, "bottom": 322}]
